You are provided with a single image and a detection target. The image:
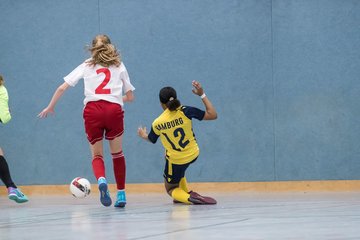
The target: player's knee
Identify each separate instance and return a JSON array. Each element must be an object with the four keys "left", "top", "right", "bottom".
[{"left": 93, "top": 154, "right": 103, "bottom": 159}]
